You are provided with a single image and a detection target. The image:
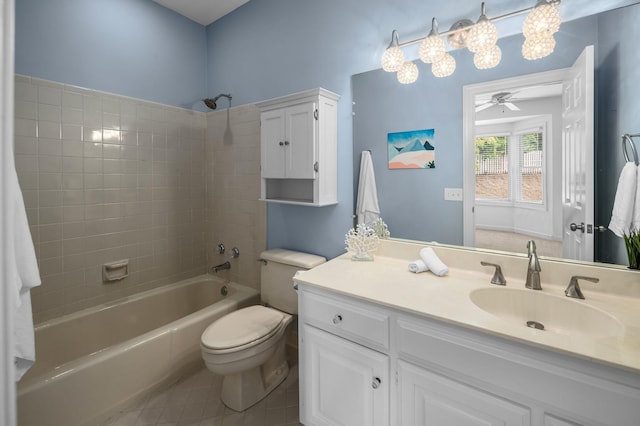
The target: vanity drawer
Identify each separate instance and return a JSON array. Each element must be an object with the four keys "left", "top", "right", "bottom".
[{"left": 301, "top": 290, "right": 390, "bottom": 351}]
